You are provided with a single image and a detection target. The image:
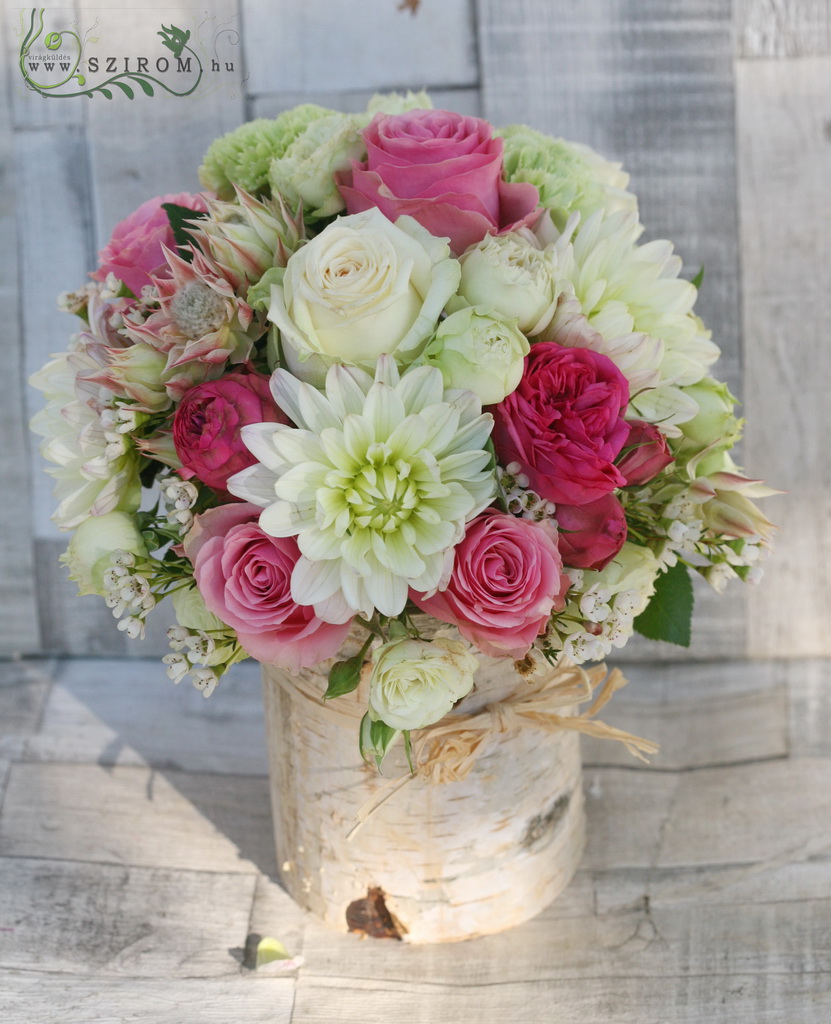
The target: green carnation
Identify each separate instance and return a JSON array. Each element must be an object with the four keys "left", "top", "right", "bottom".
[
  {"left": 268, "top": 112, "right": 367, "bottom": 220},
  {"left": 497, "top": 125, "right": 637, "bottom": 230},
  {"left": 199, "top": 105, "right": 335, "bottom": 200}
]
